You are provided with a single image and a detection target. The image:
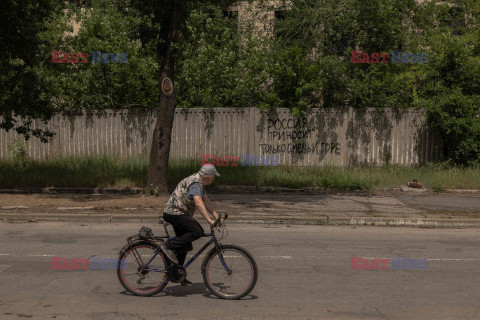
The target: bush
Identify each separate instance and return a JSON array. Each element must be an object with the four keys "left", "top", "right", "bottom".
[
  {"left": 423, "top": 91, "right": 480, "bottom": 165},
  {"left": 7, "top": 138, "right": 28, "bottom": 161}
]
